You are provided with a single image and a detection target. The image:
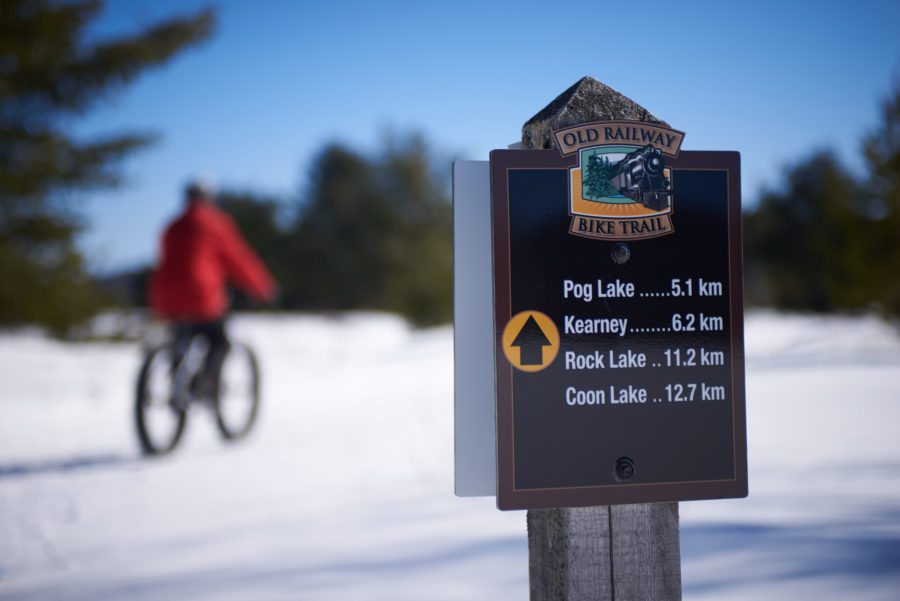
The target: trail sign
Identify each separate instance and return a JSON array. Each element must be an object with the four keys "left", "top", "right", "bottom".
[{"left": 490, "top": 122, "right": 747, "bottom": 510}]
